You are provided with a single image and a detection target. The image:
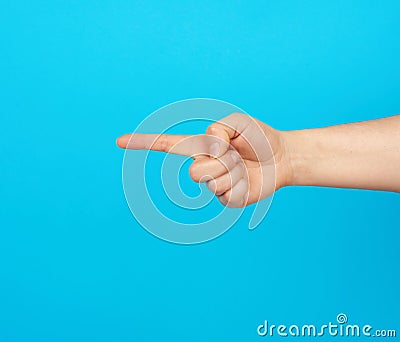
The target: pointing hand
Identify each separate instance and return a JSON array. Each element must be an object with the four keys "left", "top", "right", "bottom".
[{"left": 117, "top": 113, "right": 288, "bottom": 207}]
